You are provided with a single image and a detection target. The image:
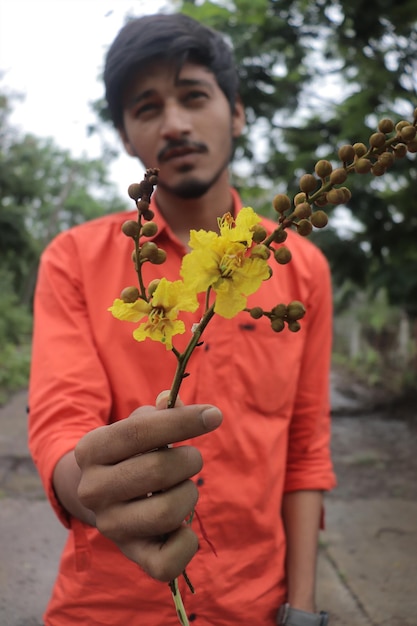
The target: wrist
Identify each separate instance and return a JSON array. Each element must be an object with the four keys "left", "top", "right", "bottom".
[{"left": 277, "top": 603, "right": 329, "bottom": 626}]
